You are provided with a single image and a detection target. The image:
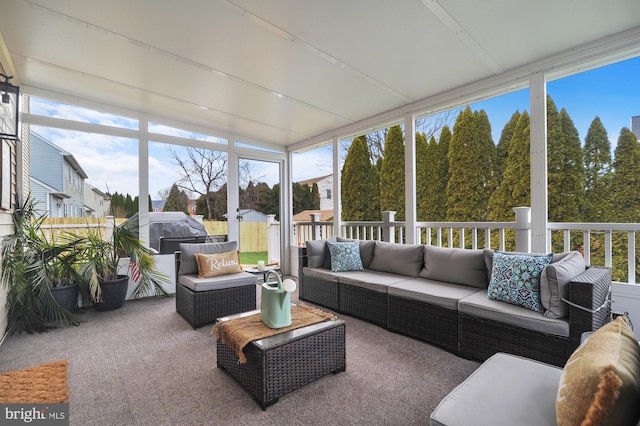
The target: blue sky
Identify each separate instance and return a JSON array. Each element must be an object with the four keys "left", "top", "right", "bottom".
[
  {"left": 30, "top": 56, "right": 639, "bottom": 198},
  {"left": 471, "top": 56, "right": 640, "bottom": 146}
]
